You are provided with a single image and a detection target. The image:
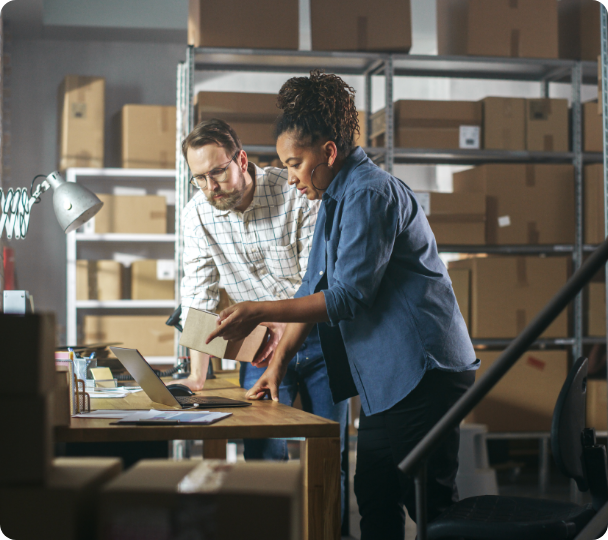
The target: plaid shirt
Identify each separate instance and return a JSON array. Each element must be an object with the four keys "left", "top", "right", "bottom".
[{"left": 181, "top": 163, "right": 319, "bottom": 325}]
